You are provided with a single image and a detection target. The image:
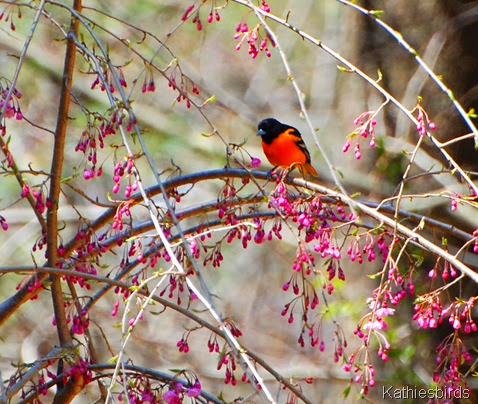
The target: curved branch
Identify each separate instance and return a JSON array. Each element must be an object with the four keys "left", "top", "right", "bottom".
[
  {"left": 1, "top": 168, "right": 476, "bottom": 326},
  {"left": 17, "top": 362, "right": 223, "bottom": 404}
]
